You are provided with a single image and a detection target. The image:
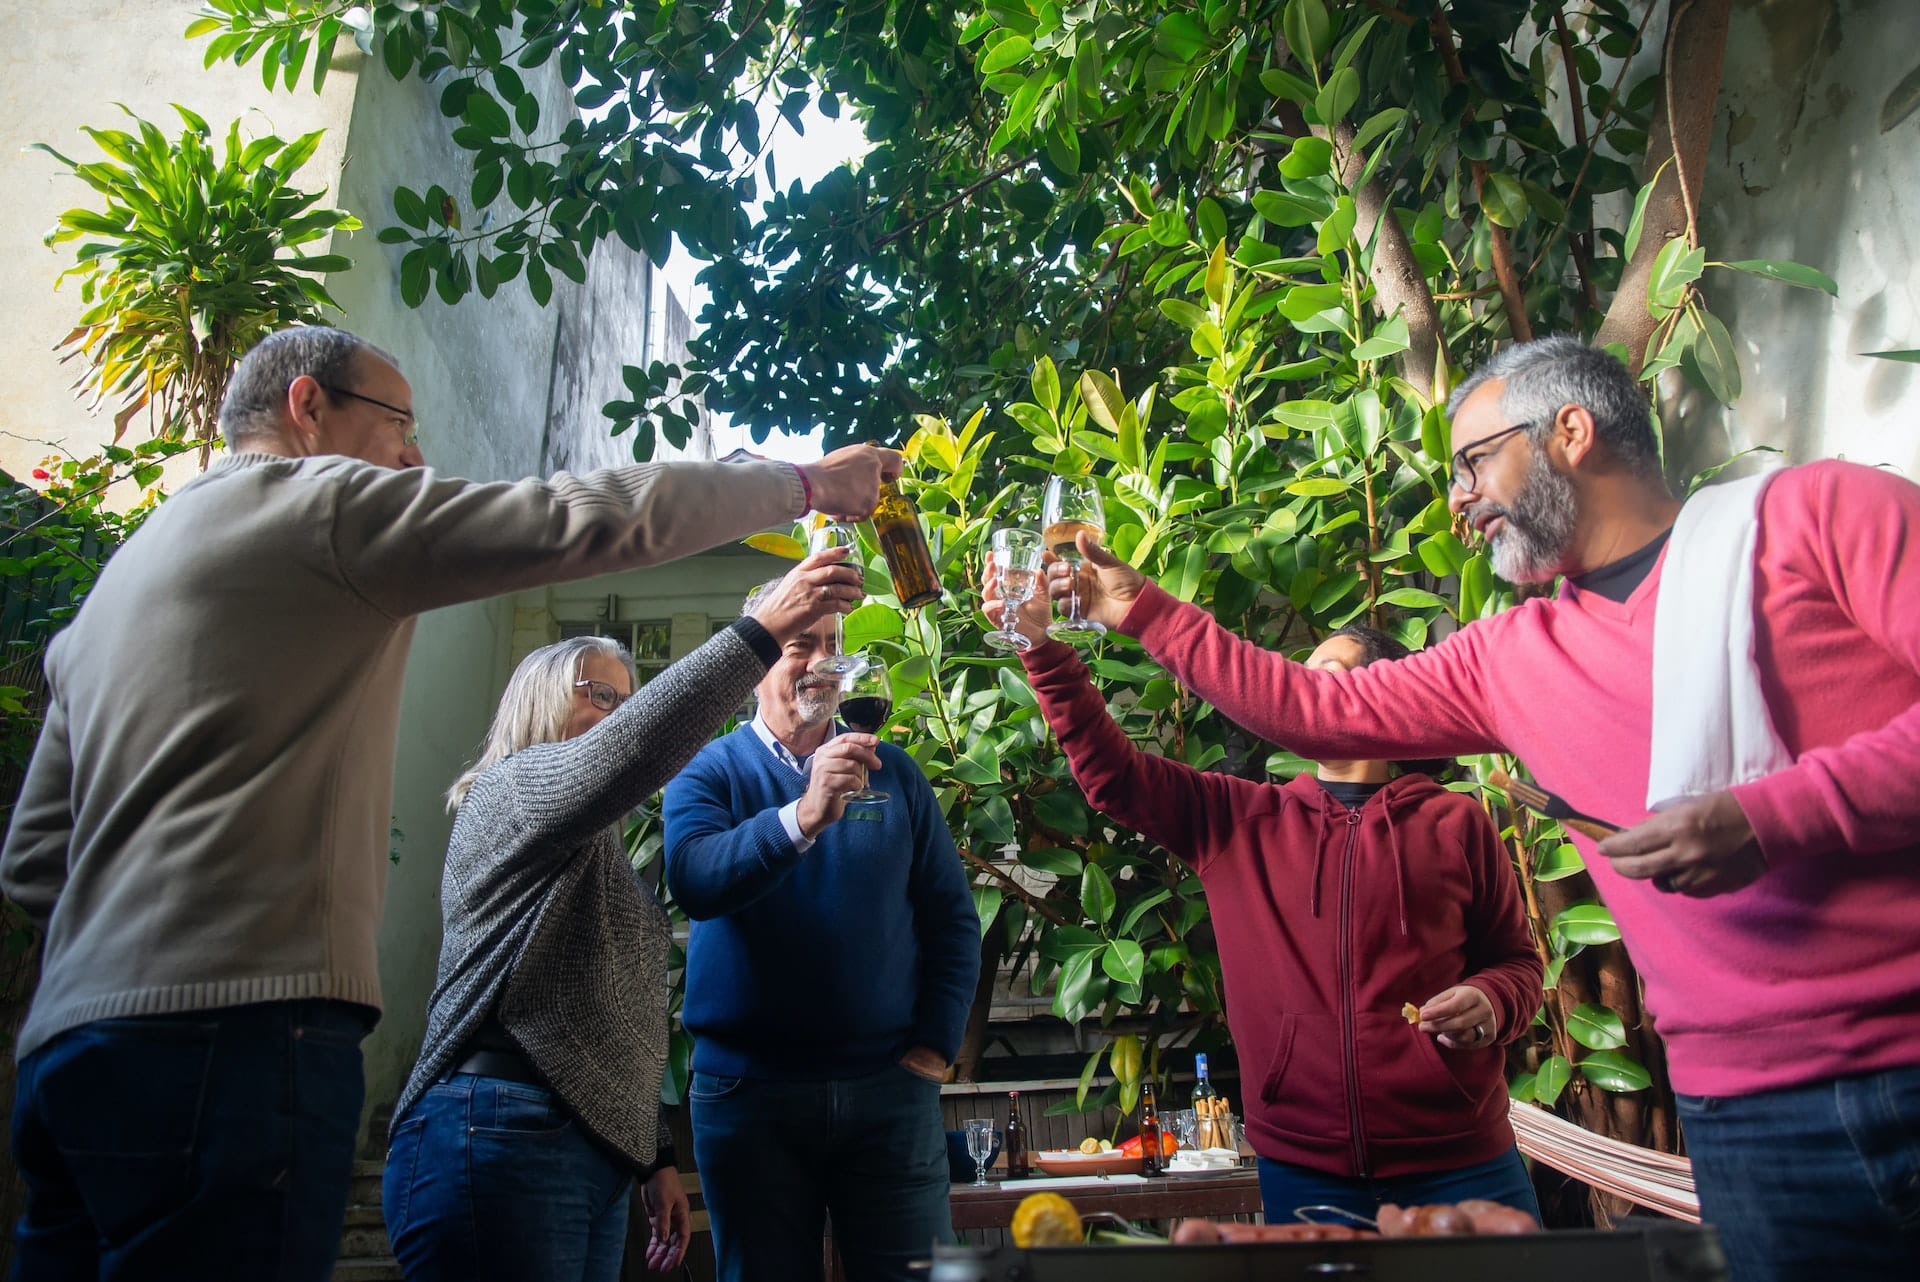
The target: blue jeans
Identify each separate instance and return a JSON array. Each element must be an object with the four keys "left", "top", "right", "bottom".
[
  {"left": 1256, "top": 1145, "right": 1541, "bottom": 1226},
  {"left": 8, "top": 999, "right": 372, "bottom": 1282},
  {"left": 383, "top": 1074, "right": 633, "bottom": 1282},
  {"left": 1677, "top": 1066, "right": 1920, "bottom": 1282},
  {"left": 688, "top": 1063, "right": 950, "bottom": 1282}
]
